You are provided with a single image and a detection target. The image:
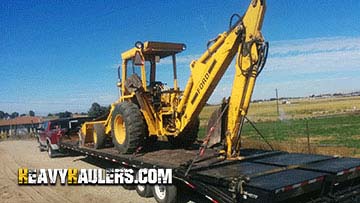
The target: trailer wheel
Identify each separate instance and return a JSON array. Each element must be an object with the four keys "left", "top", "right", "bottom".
[
  {"left": 168, "top": 117, "right": 199, "bottom": 148},
  {"left": 47, "top": 142, "right": 54, "bottom": 158},
  {"left": 135, "top": 170, "right": 153, "bottom": 197},
  {"left": 111, "top": 102, "right": 146, "bottom": 154},
  {"left": 152, "top": 185, "right": 177, "bottom": 203},
  {"left": 93, "top": 123, "right": 105, "bottom": 149},
  {"left": 136, "top": 184, "right": 153, "bottom": 197}
]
